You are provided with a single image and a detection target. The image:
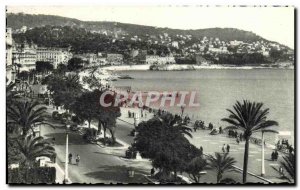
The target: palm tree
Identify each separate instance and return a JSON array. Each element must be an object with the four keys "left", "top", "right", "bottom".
[
  {"left": 7, "top": 101, "right": 48, "bottom": 137},
  {"left": 160, "top": 113, "right": 193, "bottom": 138},
  {"left": 272, "top": 153, "right": 295, "bottom": 182},
  {"left": 186, "top": 156, "right": 210, "bottom": 183},
  {"left": 221, "top": 100, "right": 278, "bottom": 183},
  {"left": 208, "top": 152, "right": 236, "bottom": 183},
  {"left": 17, "top": 134, "right": 55, "bottom": 167}
]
